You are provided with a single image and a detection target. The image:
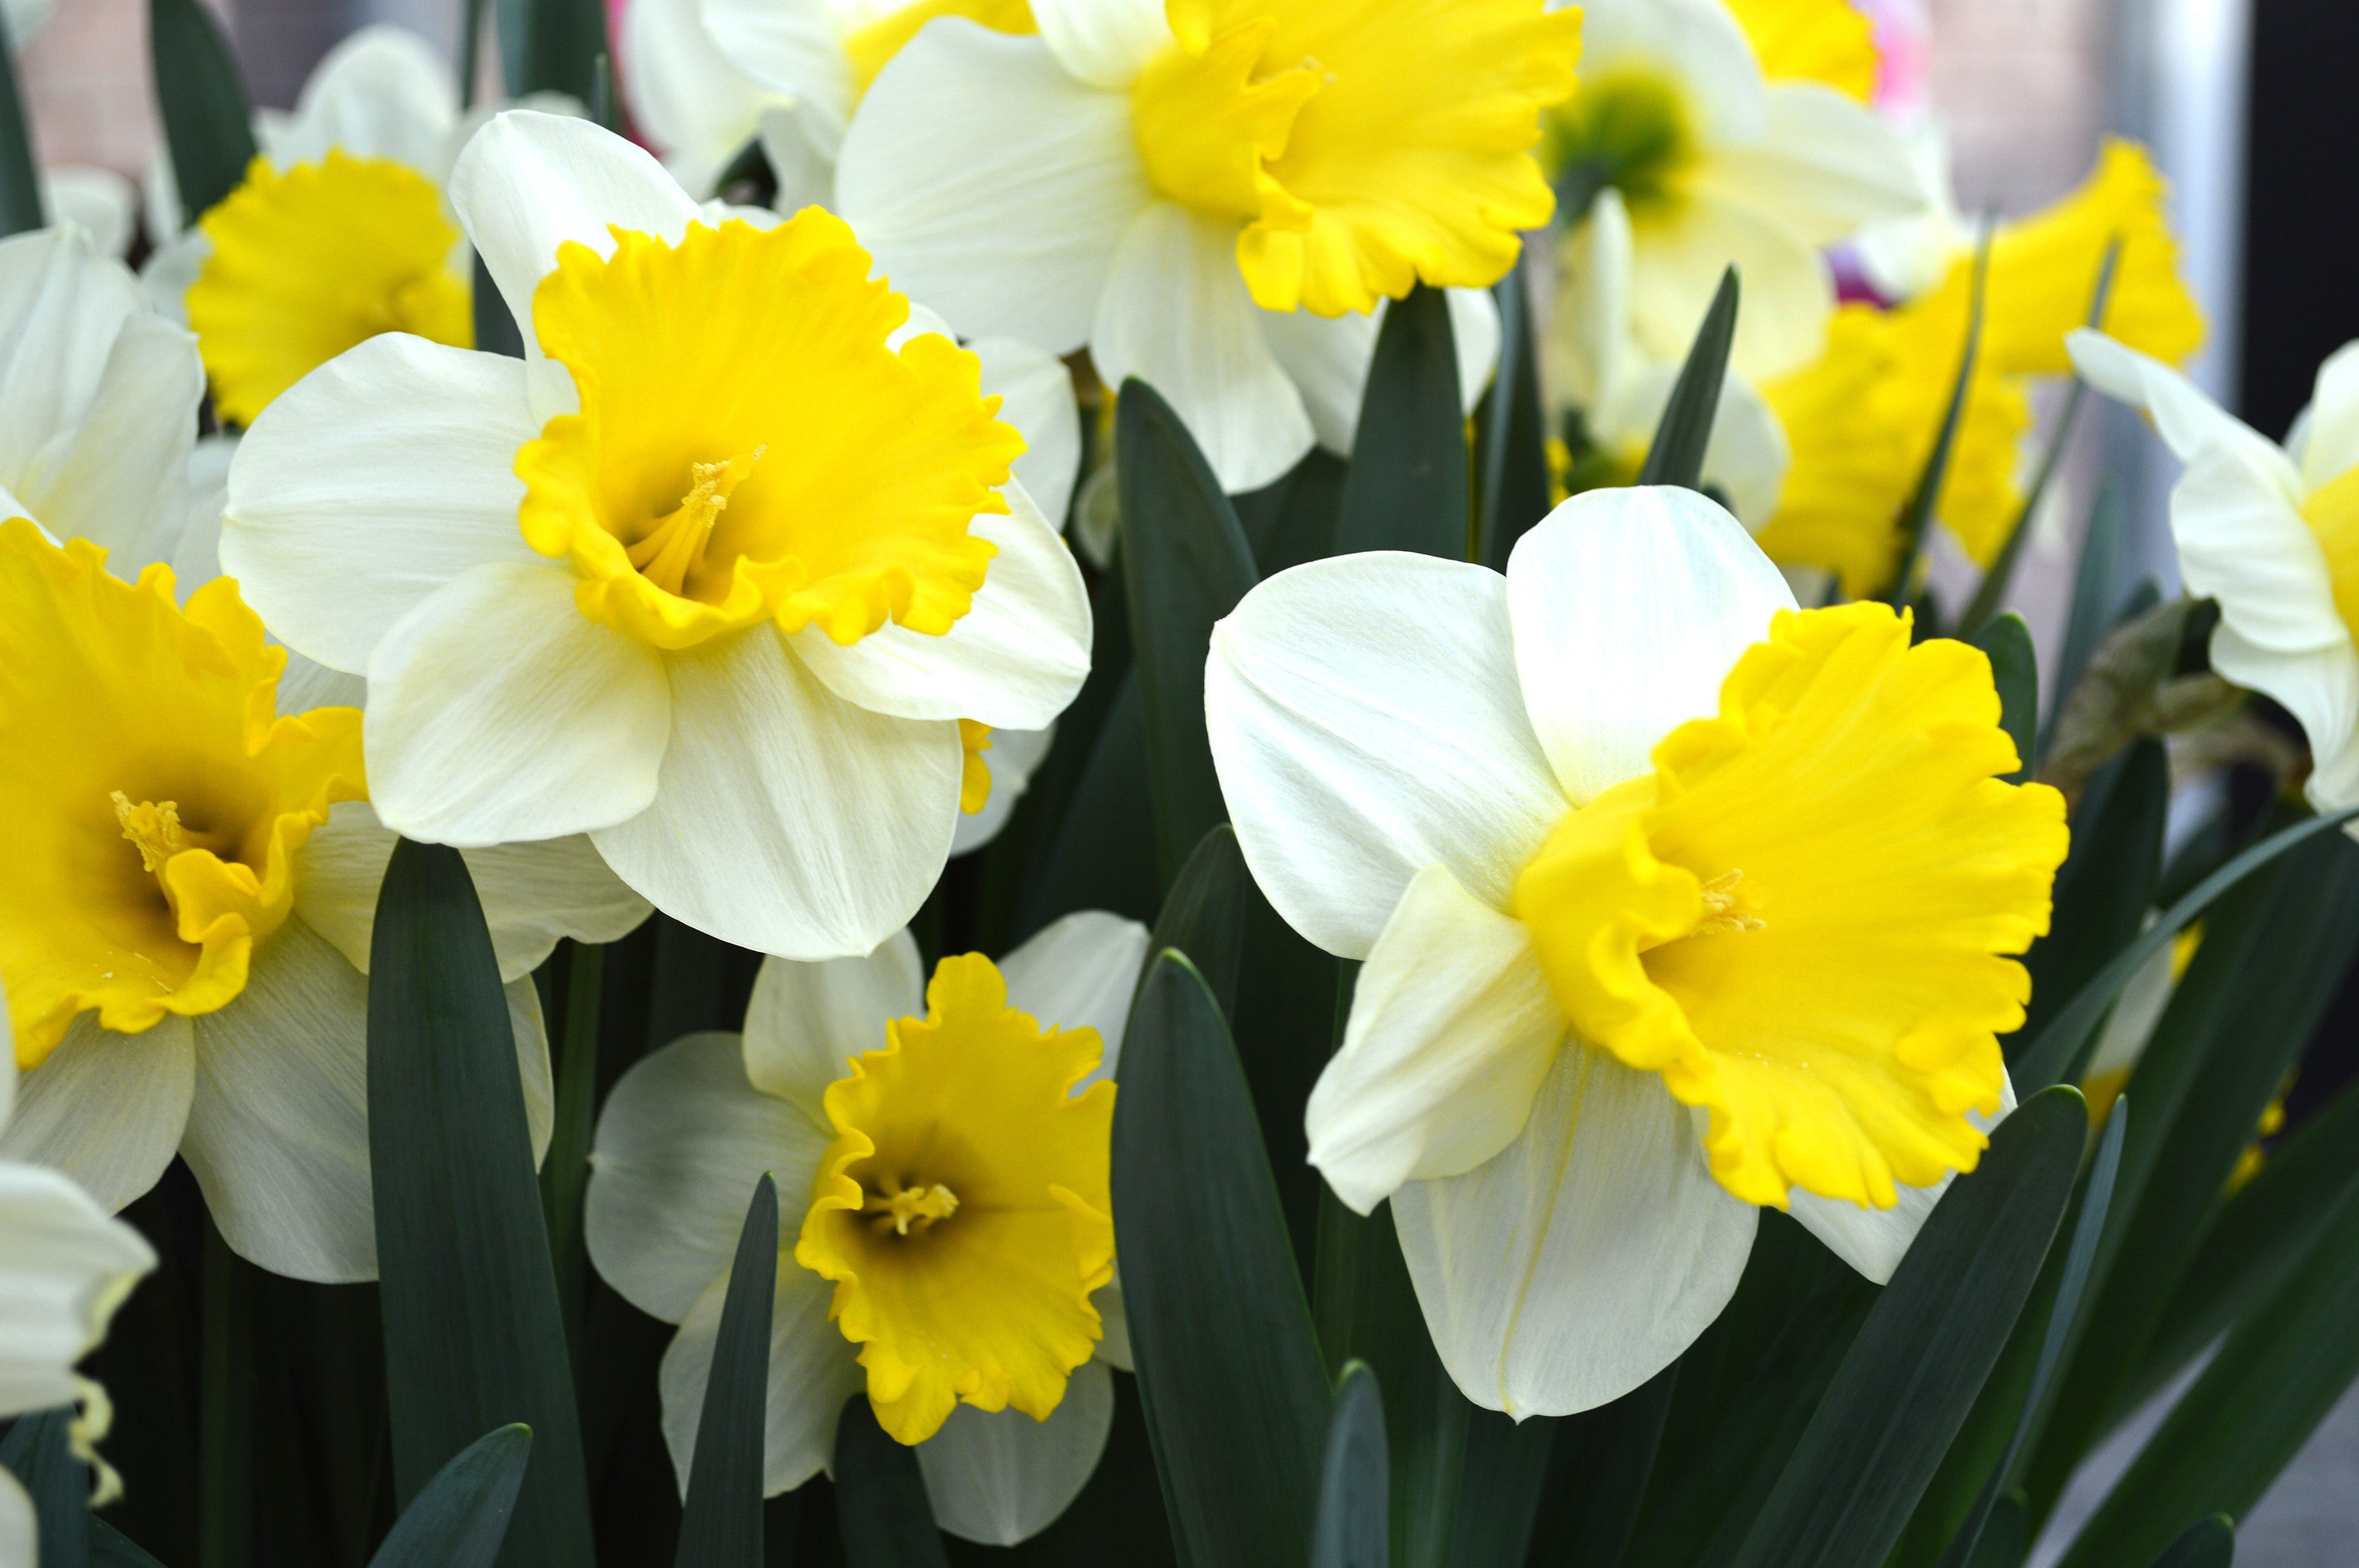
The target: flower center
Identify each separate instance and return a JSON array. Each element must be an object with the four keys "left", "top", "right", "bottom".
[
  {"left": 1544, "top": 67, "right": 1699, "bottom": 223},
  {"left": 0, "top": 523, "right": 365, "bottom": 1066},
  {"left": 515, "top": 212, "right": 1023, "bottom": 653},
  {"left": 794, "top": 951, "right": 1114, "bottom": 1445},
  {"left": 1511, "top": 603, "right": 2069, "bottom": 1212},
  {"left": 188, "top": 151, "right": 472, "bottom": 428},
  {"left": 1125, "top": 0, "right": 1579, "bottom": 316}
]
